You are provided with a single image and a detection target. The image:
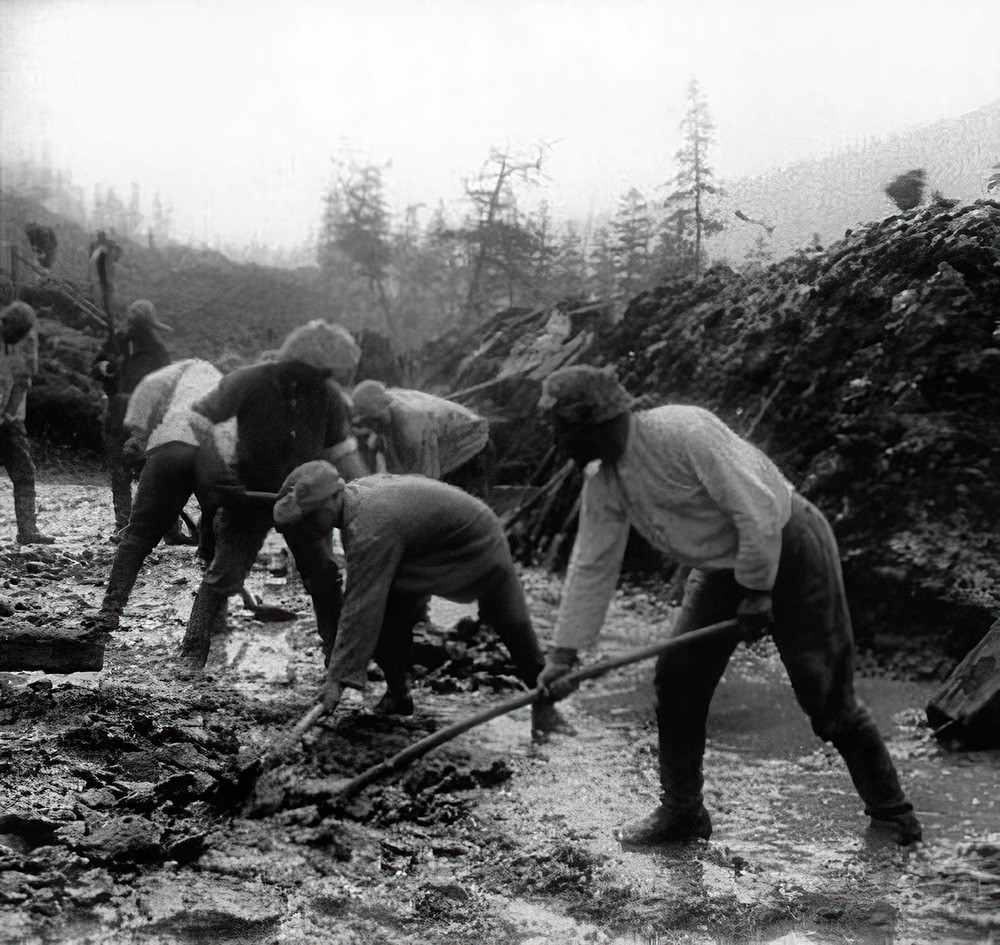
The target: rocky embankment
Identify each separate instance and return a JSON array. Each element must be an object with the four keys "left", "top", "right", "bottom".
[{"left": 420, "top": 201, "right": 1000, "bottom": 662}]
